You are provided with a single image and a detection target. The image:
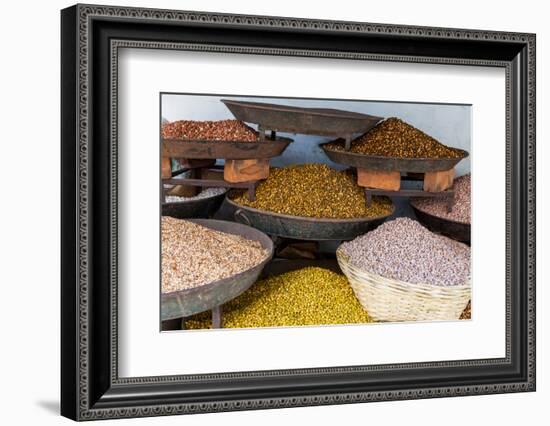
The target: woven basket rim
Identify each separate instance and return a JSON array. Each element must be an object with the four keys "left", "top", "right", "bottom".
[{"left": 336, "top": 248, "right": 471, "bottom": 290}]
